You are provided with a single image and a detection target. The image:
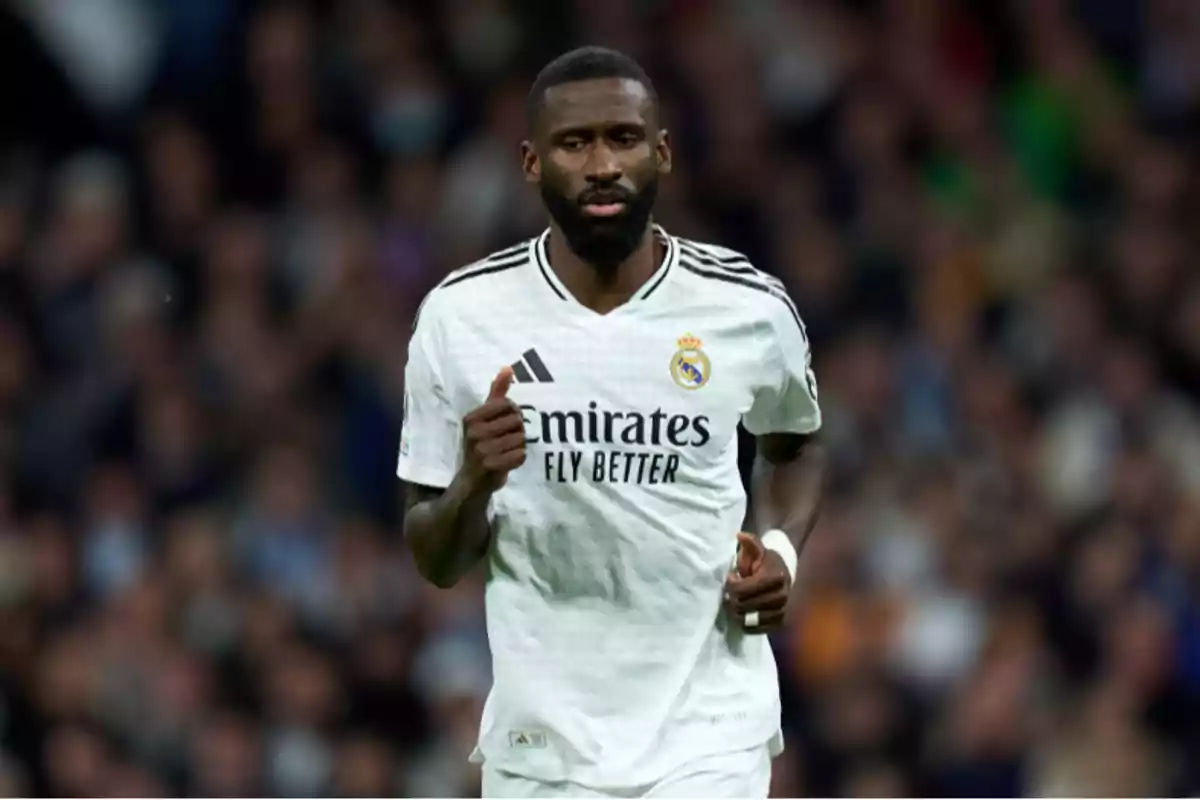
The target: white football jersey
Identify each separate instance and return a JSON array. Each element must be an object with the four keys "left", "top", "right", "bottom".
[{"left": 397, "top": 225, "right": 820, "bottom": 788}]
